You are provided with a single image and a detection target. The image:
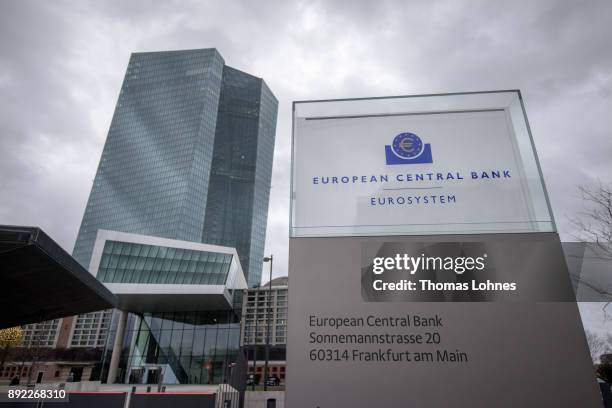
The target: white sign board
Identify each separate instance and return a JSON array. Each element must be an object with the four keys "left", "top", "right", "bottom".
[{"left": 291, "top": 94, "right": 554, "bottom": 237}]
